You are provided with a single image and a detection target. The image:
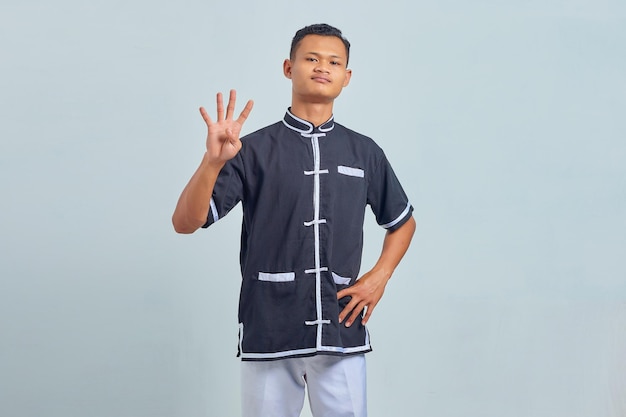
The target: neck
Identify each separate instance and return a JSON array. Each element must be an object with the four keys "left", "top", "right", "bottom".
[{"left": 289, "top": 100, "right": 334, "bottom": 127}]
